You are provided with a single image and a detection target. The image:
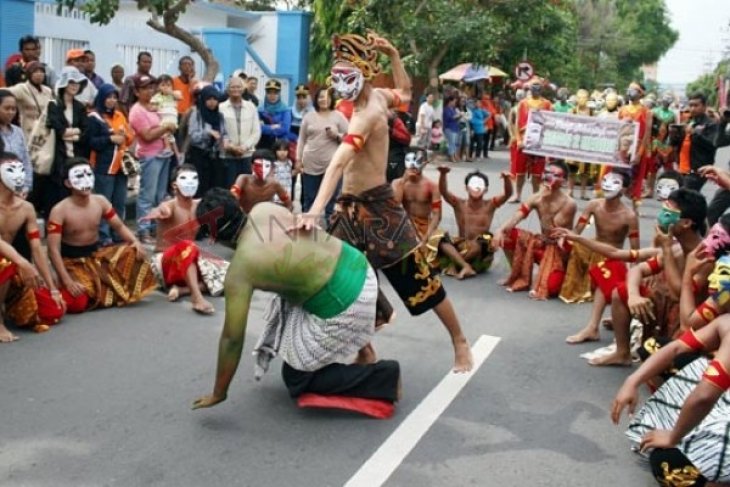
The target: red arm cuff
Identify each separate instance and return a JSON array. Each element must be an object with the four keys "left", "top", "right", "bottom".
[
  {"left": 342, "top": 133, "right": 365, "bottom": 153},
  {"left": 103, "top": 208, "right": 117, "bottom": 220},
  {"left": 646, "top": 257, "right": 661, "bottom": 274},
  {"left": 628, "top": 230, "right": 639, "bottom": 239},
  {"left": 47, "top": 221, "right": 63, "bottom": 234},
  {"left": 388, "top": 89, "right": 402, "bottom": 109},
  {"left": 230, "top": 185, "right": 241, "bottom": 198},
  {"left": 26, "top": 229, "right": 41, "bottom": 240},
  {"left": 491, "top": 196, "right": 502, "bottom": 208},
  {"left": 696, "top": 300, "right": 720, "bottom": 325},
  {"left": 678, "top": 328, "right": 705, "bottom": 352},
  {"left": 431, "top": 199, "right": 442, "bottom": 211},
  {"left": 577, "top": 215, "right": 589, "bottom": 225},
  {"left": 628, "top": 249, "right": 639, "bottom": 263},
  {"left": 518, "top": 203, "right": 530, "bottom": 218},
  {"left": 703, "top": 359, "right": 730, "bottom": 391}
]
